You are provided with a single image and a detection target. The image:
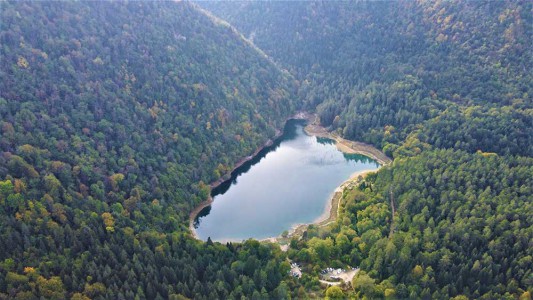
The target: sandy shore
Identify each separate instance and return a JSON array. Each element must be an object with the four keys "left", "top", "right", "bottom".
[{"left": 304, "top": 123, "right": 392, "bottom": 165}]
